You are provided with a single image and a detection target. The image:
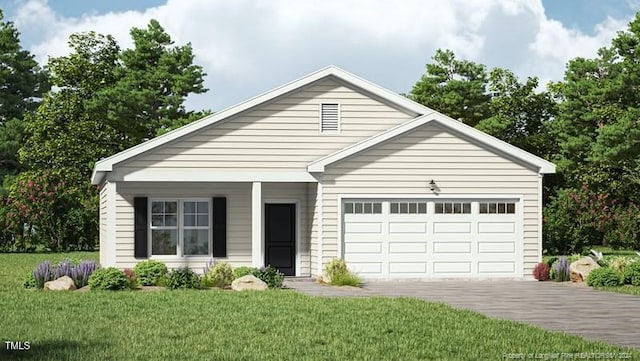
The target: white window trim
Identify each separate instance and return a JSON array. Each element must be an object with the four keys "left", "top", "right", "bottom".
[
  {"left": 319, "top": 103, "right": 341, "bottom": 134},
  {"left": 148, "top": 198, "right": 212, "bottom": 259}
]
